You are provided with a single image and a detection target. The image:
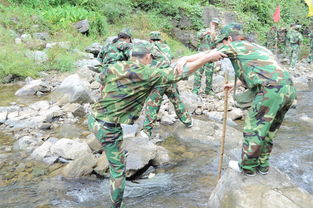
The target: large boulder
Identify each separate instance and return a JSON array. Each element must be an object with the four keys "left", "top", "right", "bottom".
[
  {"left": 159, "top": 119, "right": 242, "bottom": 147},
  {"left": 179, "top": 92, "right": 201, "bottom": 113},
  {"left": 74, "top": 19, "right": 89, "bottom": 34},
  {"left": 85, "top": 42, "right": 102, "bottom": 57},
  {"left": 208, "top": 167, "right": 313, "bottom": 208},
  {"left": 15, "top": 79, "right": 51, "bottom": 96},
  {"left": 94, "top": 152, "right": 109, "bottom": 176},
  {"left": 62, "top": 153, "right": 97, "bottom": 177},
  {"left": 52, "top": 74, "right": 96, "bottom": 105},
  {"left": 30, "top": 137, "right": 59, "bottom": 162},
  {"left": 50, "top": 138, "right": 92, "bottom": 160}
]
